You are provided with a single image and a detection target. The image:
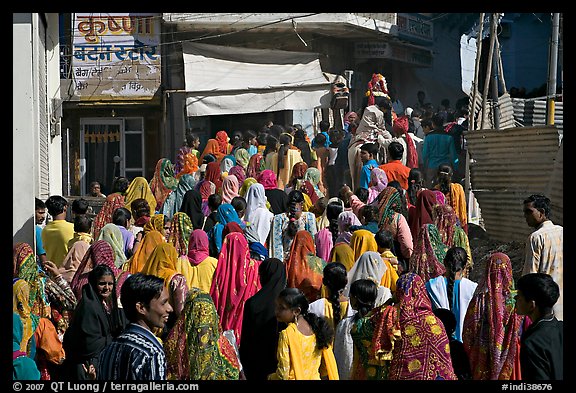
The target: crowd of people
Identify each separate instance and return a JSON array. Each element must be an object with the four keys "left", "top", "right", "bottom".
[{"left": 14, "top": 75, "right": 562, "bottom": 381}]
